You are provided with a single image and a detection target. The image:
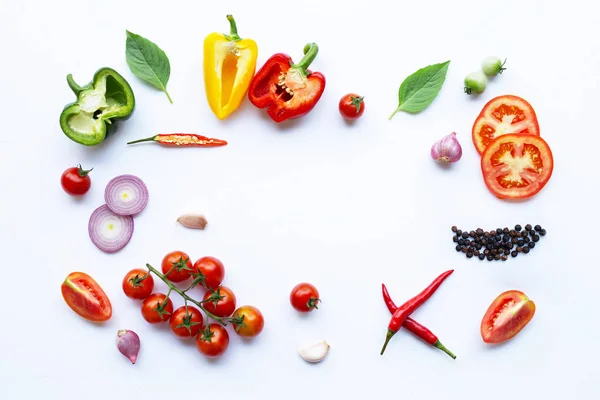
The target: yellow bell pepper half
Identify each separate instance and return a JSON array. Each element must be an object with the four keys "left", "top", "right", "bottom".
[{"left": 204, "top": 15, "right": 258, "bottom": 120}]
